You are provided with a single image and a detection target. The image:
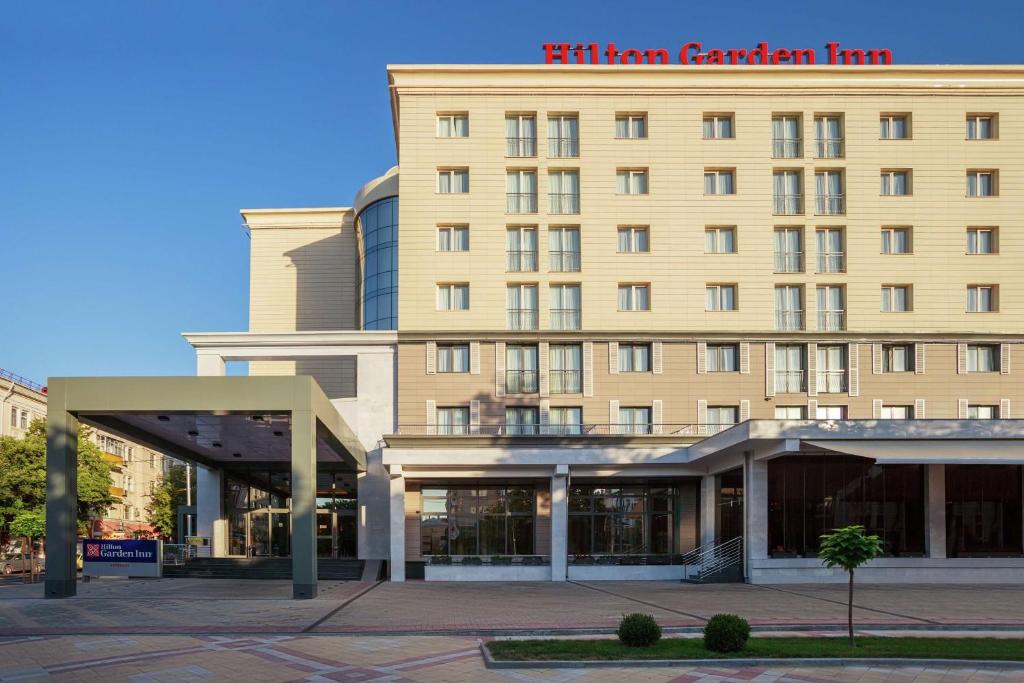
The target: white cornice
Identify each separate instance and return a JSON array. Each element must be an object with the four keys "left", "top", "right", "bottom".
[{"left": 183, "top": 331, "right": 398, "bottom": 349}]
